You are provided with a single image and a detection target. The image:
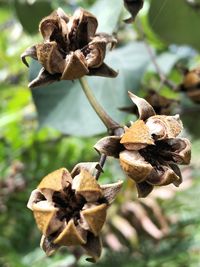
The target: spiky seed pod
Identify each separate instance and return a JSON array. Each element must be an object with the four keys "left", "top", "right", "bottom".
[
  {"left": 21, "top": 8, "right": 118, "bottom": 88},
  {"left": 27, "top": 164, "right": 123, "bottom": 262},
  {"left": 94, "top": 92, "right": 191, "bottom": 197}
]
